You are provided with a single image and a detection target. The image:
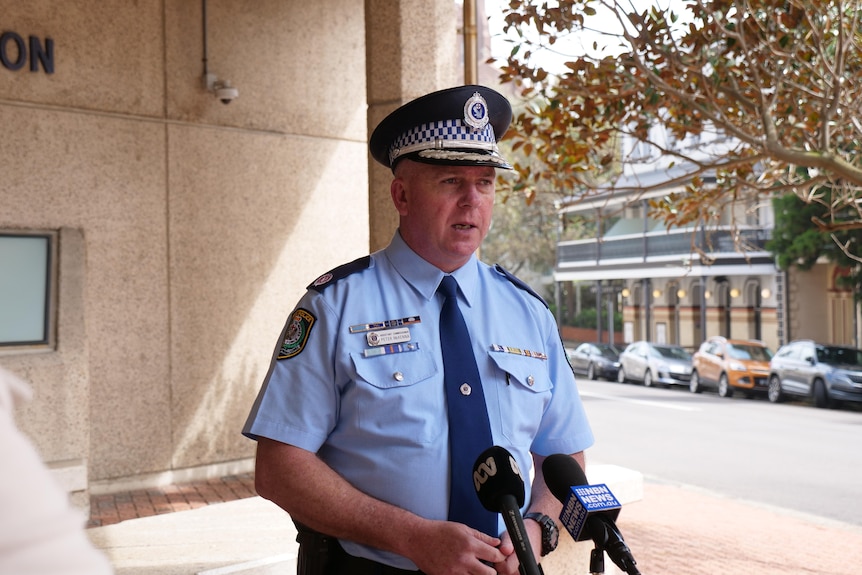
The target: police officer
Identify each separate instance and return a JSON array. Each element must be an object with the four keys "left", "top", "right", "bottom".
[{"left": 243, "top": 85, "right": 594, "bottom": 575}]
